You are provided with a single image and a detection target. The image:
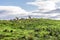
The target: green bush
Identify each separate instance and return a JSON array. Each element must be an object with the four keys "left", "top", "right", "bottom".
[{"left": 0, "top": 18, "right": 60, "bottom": 40}]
